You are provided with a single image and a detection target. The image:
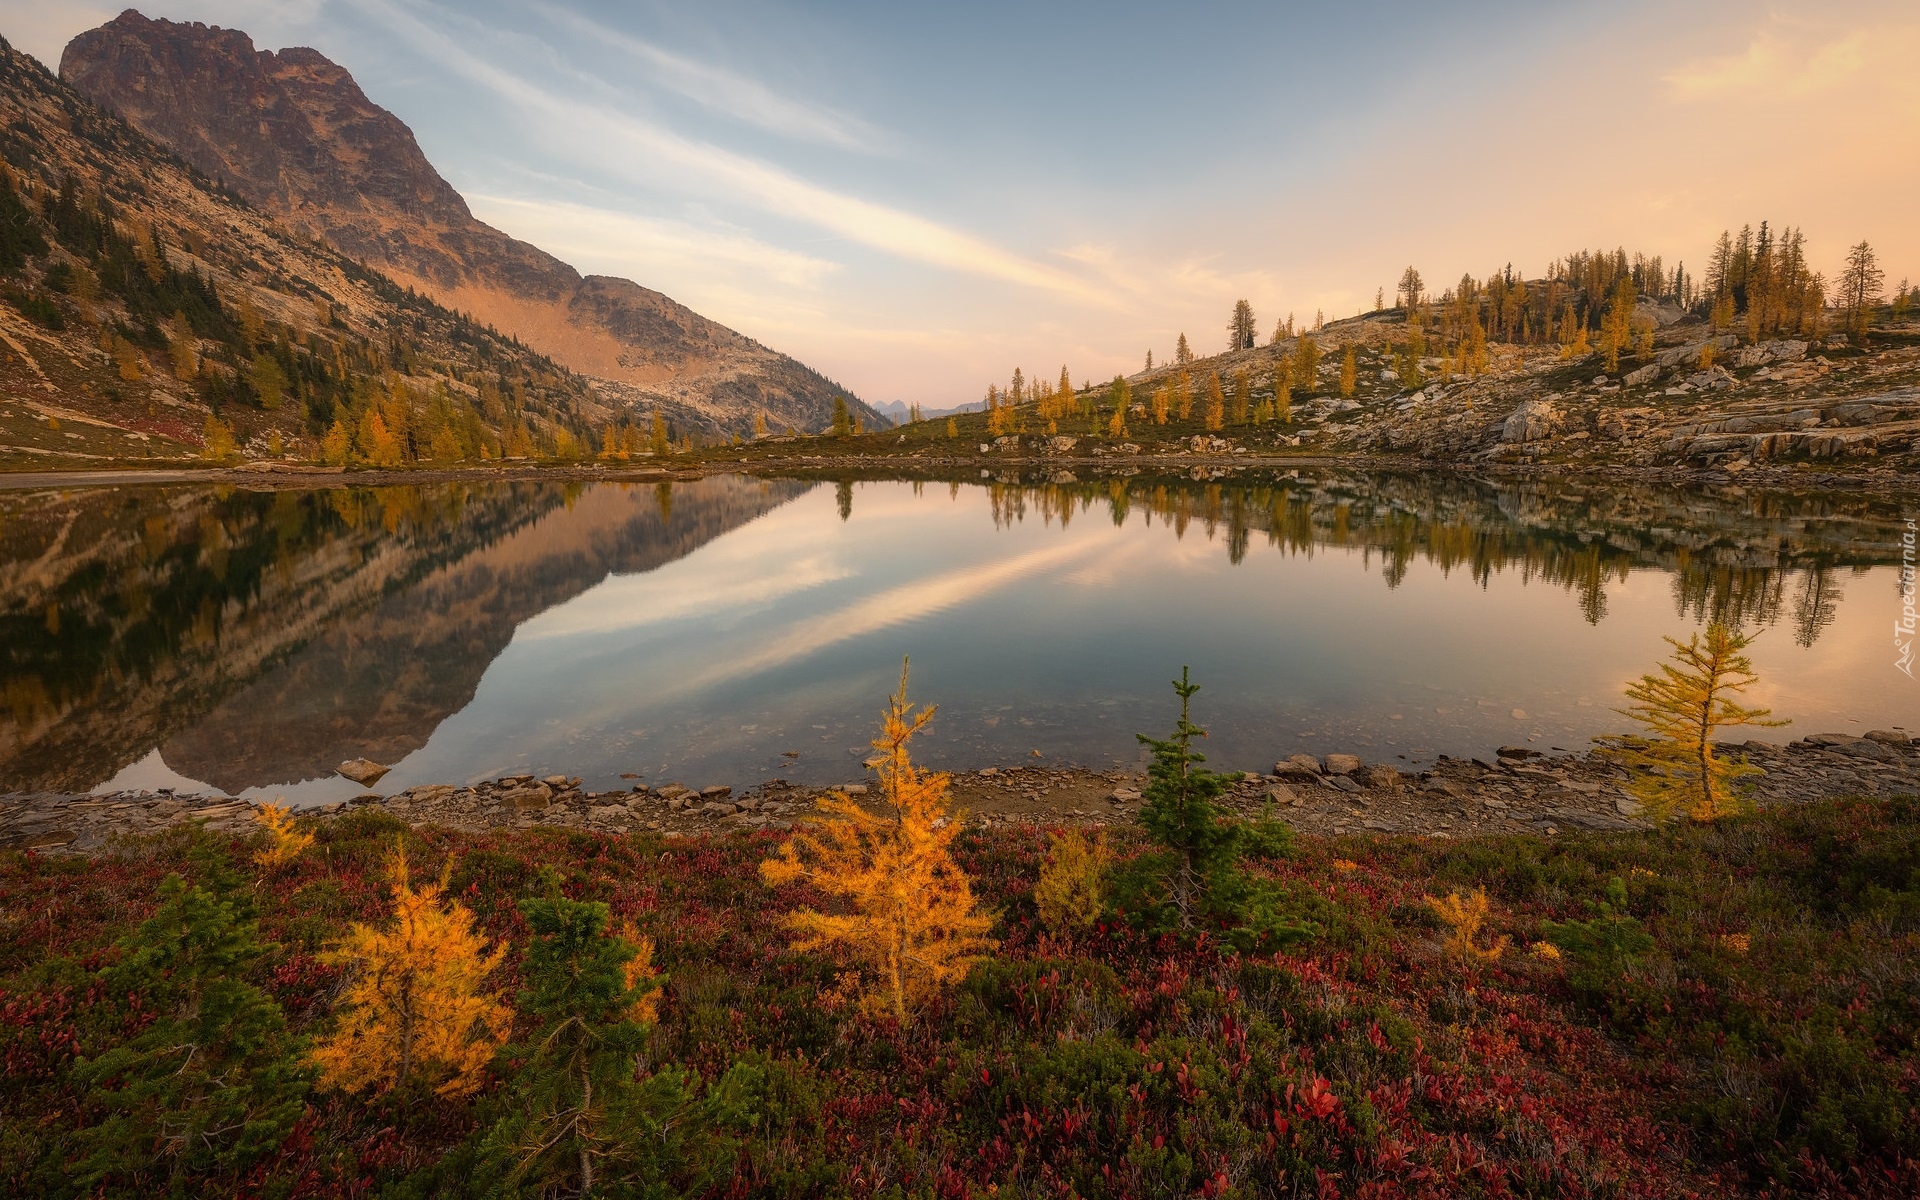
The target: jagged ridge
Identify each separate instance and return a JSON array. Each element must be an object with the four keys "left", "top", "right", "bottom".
[{"left": 59, "top": 9, "right": 883, "bottom": 436}]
